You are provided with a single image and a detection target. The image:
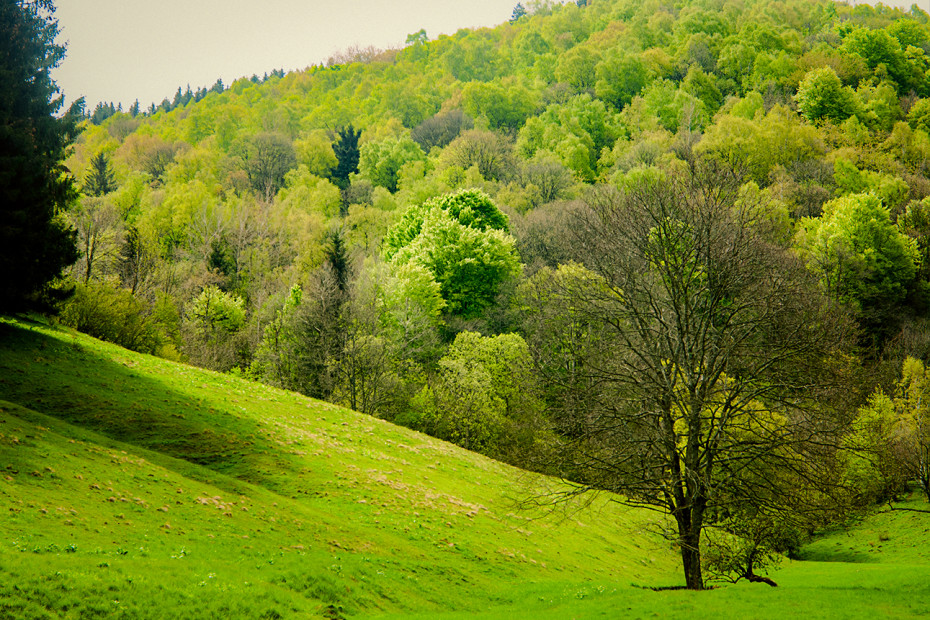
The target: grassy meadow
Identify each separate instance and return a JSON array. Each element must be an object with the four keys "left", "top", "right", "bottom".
[{"left": 1, "top": 316, "right": 929, "bottom": 618}]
